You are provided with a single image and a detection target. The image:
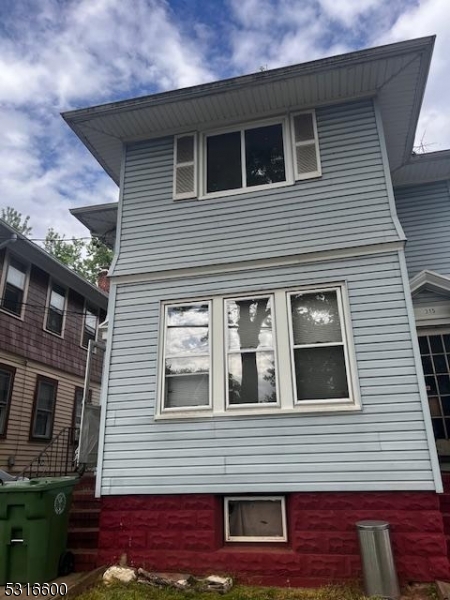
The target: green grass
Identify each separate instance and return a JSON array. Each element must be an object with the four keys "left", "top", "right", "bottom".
[{"left": 74, "top": 581, "right": 377, "bottom": 600}]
